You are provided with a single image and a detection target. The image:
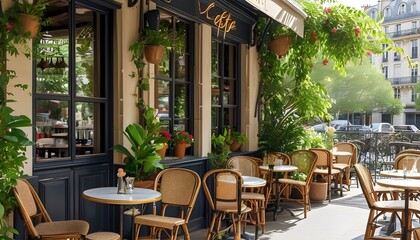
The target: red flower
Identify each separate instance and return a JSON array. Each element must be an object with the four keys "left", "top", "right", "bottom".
[
  {"left": 355, "top": 27, "right": 360, "bottom": 36},
  {"left": 6, "top": 22, "right": 13, "bottom": 31},
  {"left": 331, "top": 28, "right": 337, "bottom": 33},
  {"left": 189, "top": 134, "right": 193, "bottom": 139},
  {"left": 161, "top": 129, "right": 172, "bottom": 140},
  {"left": 309, "top": 63, "right": 313, "bottom": 68},
  {"left": 366, "top": 50, "right": 372, "bottom": 56},
  {"left": 311, "top": 31, "right": 317, "bottom": 42},
  {"left": 324, "top": 7, "right": 331, "bottom": 13},
  {"left": 322, "top": 59, "right": 329, "bottom": 65}
]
